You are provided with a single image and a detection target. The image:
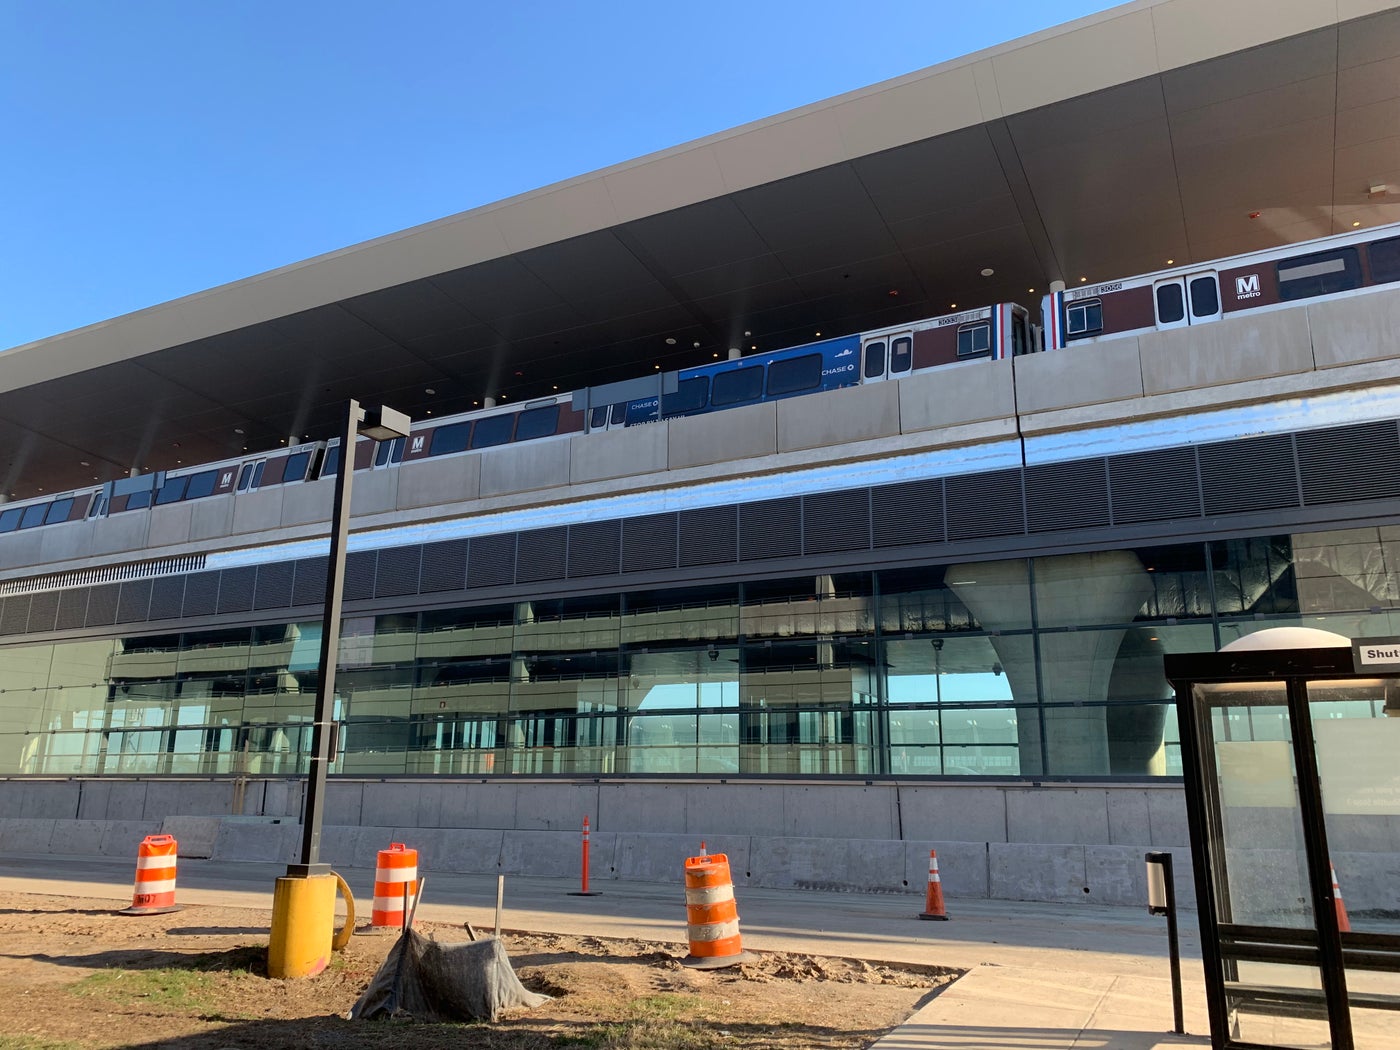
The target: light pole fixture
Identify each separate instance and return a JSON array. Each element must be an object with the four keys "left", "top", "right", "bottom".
[{"left": 268, "top": 398, "right": 410, "bottom": 979}]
